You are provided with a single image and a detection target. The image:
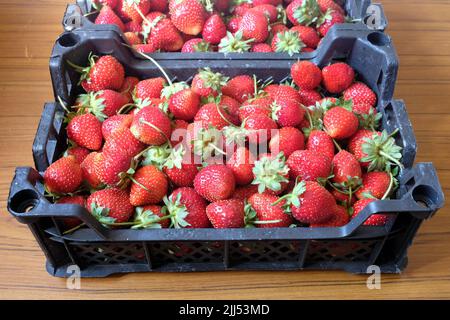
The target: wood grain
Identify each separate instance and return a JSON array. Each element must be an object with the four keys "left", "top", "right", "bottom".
[{"left": 0, "top": 0, "right": 449, "bottom": 300}]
